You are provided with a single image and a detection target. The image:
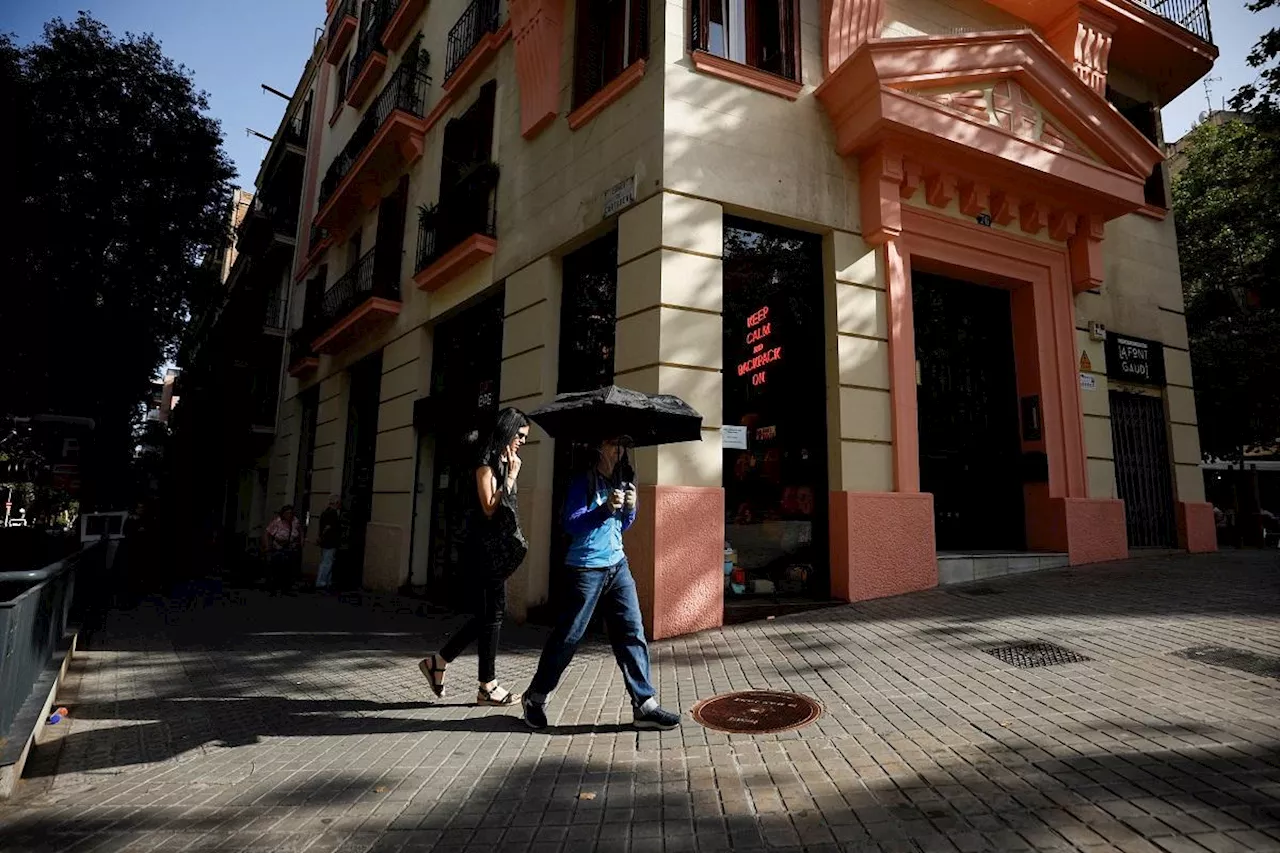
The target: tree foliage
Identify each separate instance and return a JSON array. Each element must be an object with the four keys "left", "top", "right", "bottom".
[
  {"left": 0, "top": 15, "right": 234, "bottom": 507},
  {"left": 1230, "top": 0, "right": 1280, "bottom": 126},
  {"left": 1172, "top": 117, "right": 1280, "bottom": 459}
]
